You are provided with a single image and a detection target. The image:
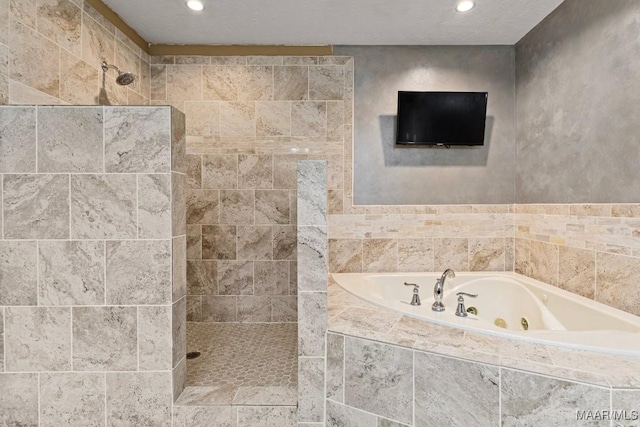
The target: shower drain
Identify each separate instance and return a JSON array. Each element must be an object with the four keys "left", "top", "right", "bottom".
[{"left": 186, "top": 351, "right": 201, "bottom": 360}]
